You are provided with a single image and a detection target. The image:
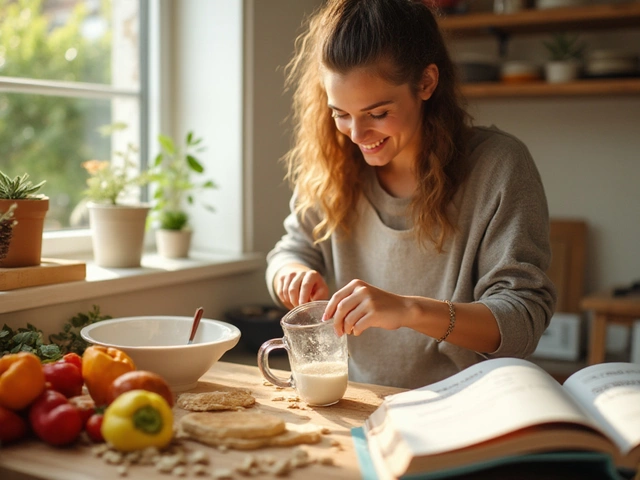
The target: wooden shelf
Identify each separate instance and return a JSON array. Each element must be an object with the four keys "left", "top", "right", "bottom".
[
  {"left": 461, "top": 77, "right": 640, "bottom": 98},
  {"left": 440, "top": 2, "right": 640, "bottom": 37}
]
